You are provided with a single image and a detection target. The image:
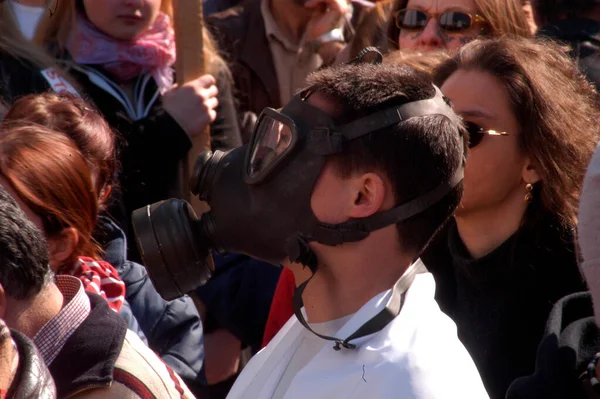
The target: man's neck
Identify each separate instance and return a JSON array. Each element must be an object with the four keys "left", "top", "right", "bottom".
[
  {"left": 455, "top": 194, "right": 527, "bottom": 259},
  {"left": 269, "top": 0, "right": 313, "bottom": 45},
  {"left": 5, "top": 284, "right": 64, "bottom": 339},
  {"left": 297, "top": 227, "right": 414, "bottom": 324}
]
